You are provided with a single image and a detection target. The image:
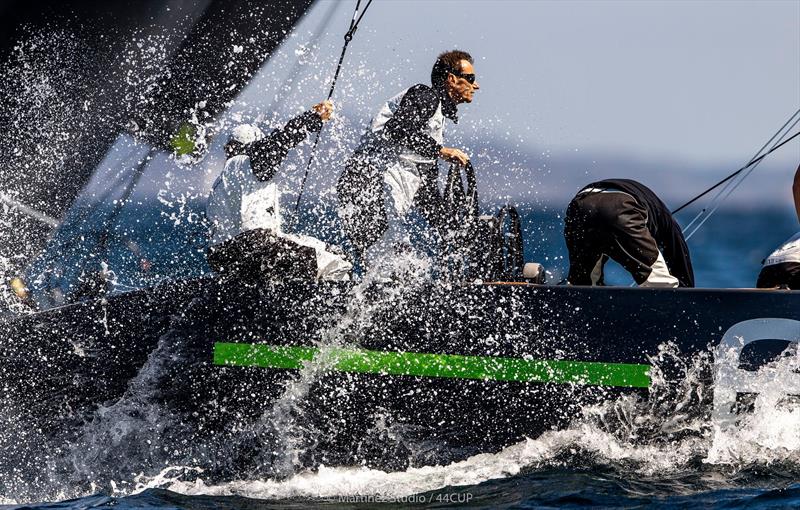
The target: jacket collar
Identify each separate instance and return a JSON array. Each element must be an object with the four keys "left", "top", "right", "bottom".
[{"left": 435, "top": 84, "right": 459, "bottom": 123}]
